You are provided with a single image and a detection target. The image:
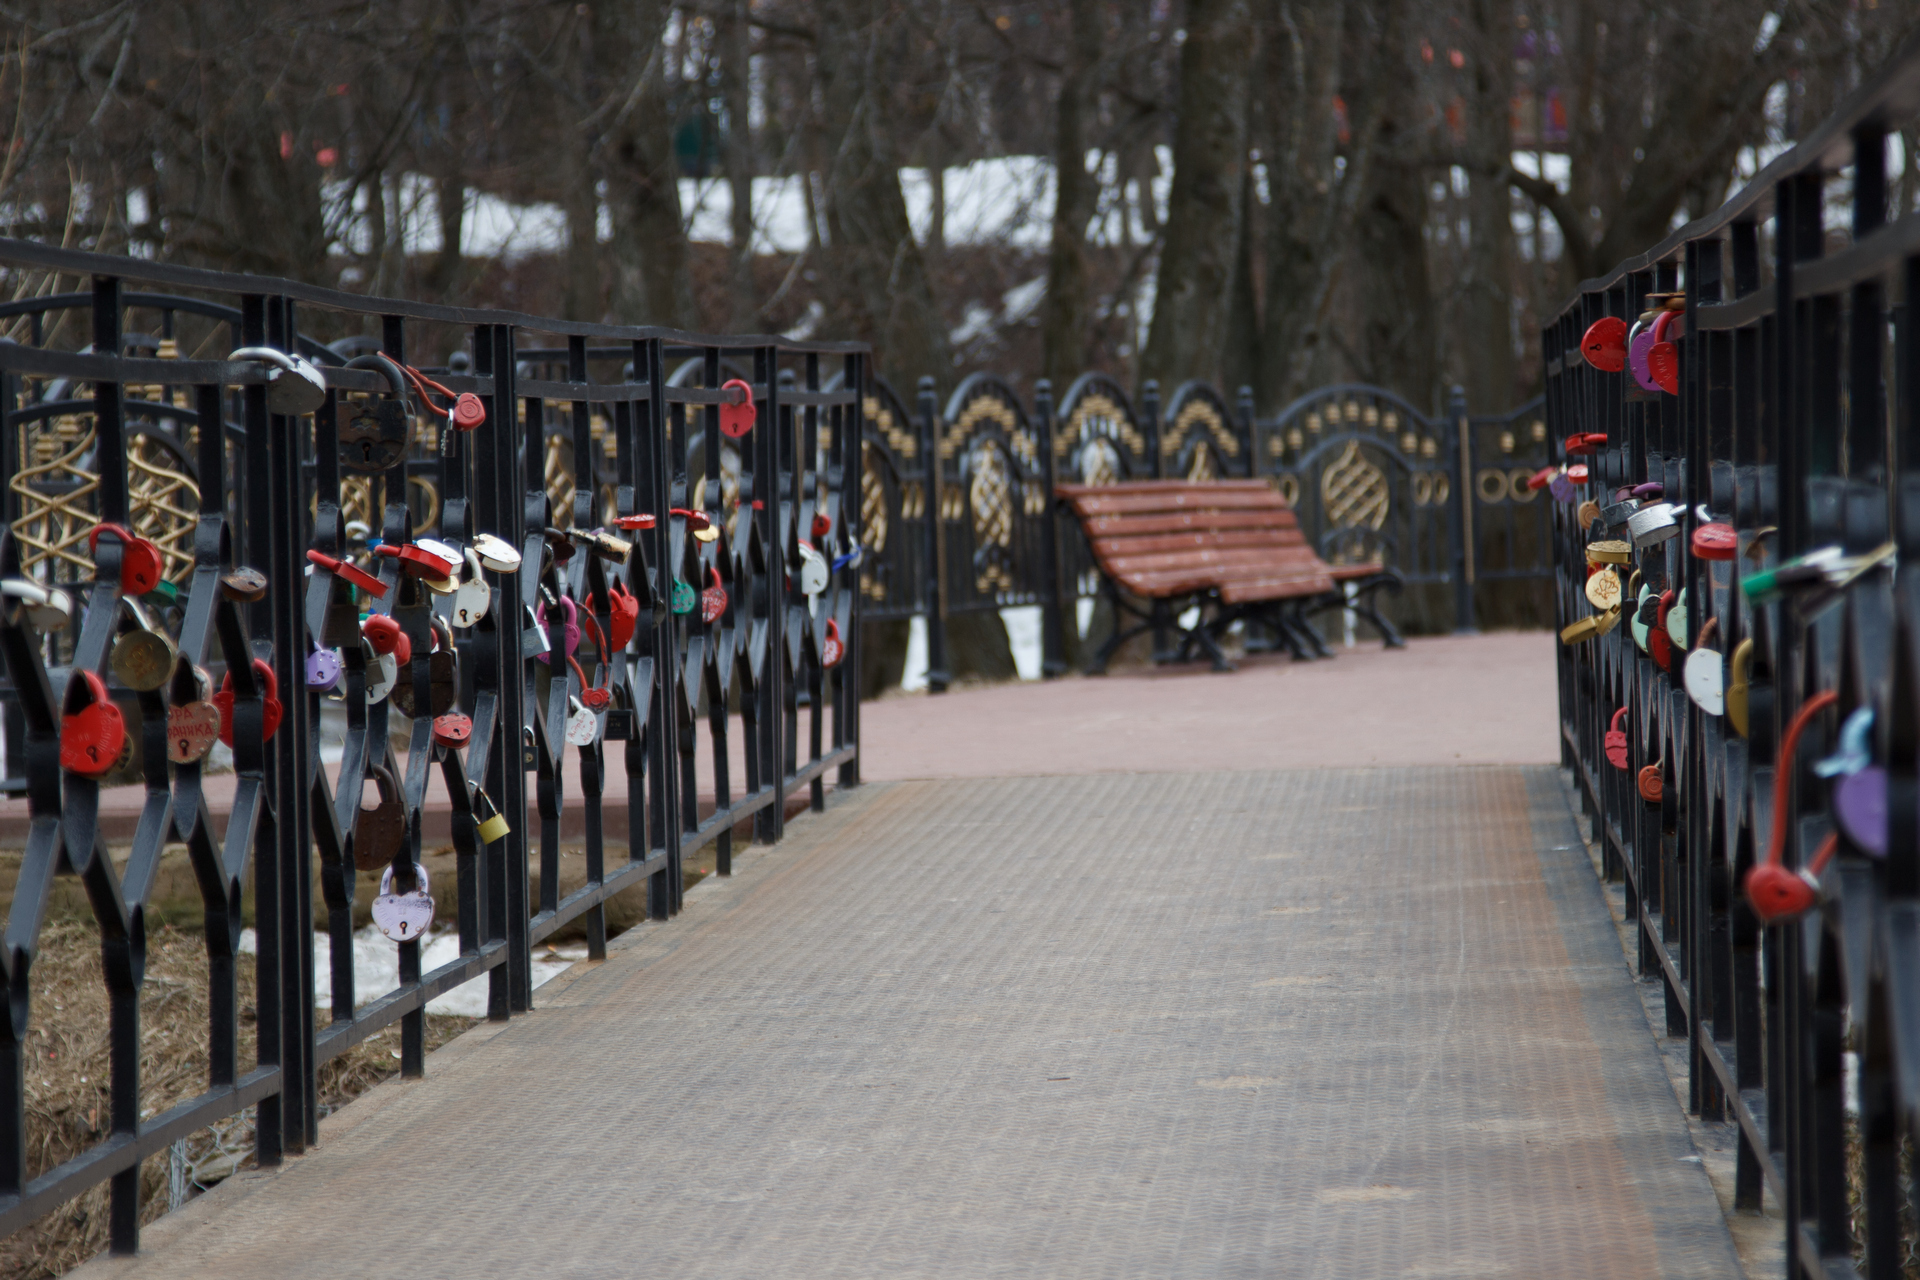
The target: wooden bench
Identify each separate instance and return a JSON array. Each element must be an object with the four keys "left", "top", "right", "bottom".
[{"left": 1056, "top": 479, "right": 1403, "bottom": 672}]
